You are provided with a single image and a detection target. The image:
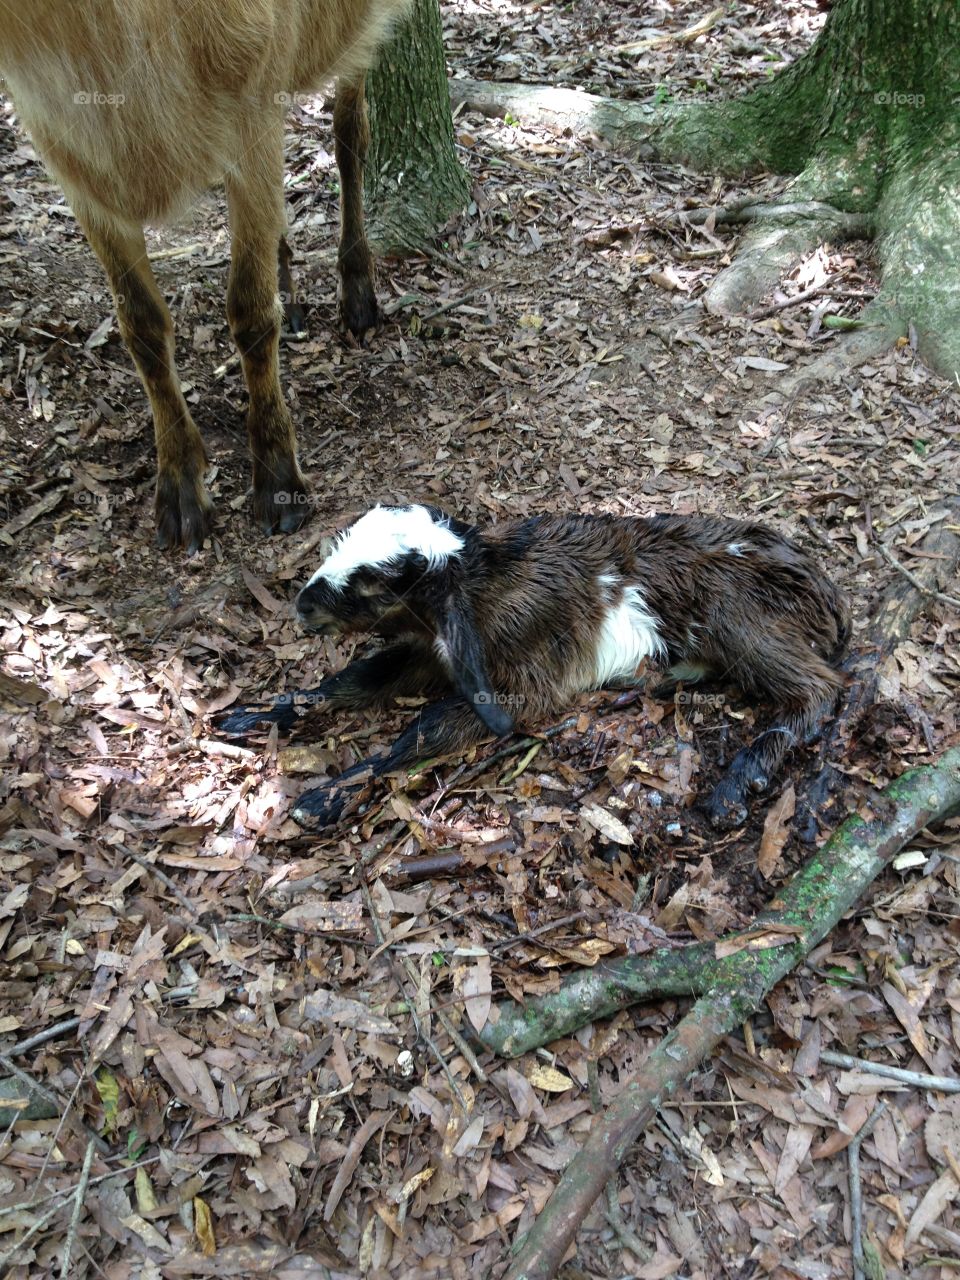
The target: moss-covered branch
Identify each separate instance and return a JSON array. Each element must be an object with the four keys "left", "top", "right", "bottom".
[{"left": 503, "top": 747, "right": 960, "bottom": 1280}]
